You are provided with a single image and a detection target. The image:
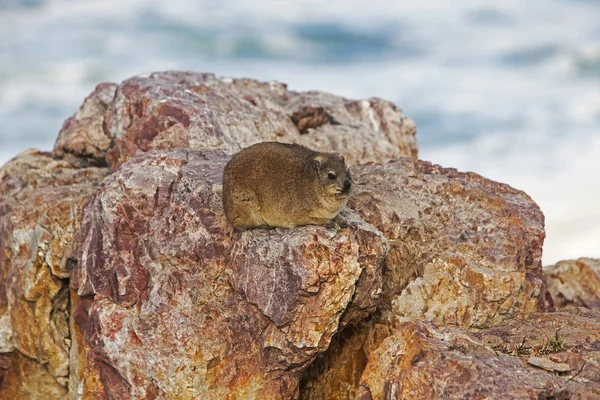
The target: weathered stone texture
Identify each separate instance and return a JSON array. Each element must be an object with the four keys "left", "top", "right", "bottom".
[
  {"left": 0, "top": 150, "right": 107, "bottom": 397},
  {"left": 0, "top": 351, "right": 68, "bottom": 400},
  {"left": 545, "top": 258, "right": 600, "bottom": 310},
  {"left": 299, "top": 157, "right": 554, "bottom": 399},
  {"left": 54, "top": 82, "right": 117, "bottom": 163},
  {"left": 103, "top": 71, "right": 417, "bottom": 169},
  {"left": 358, "top": 309, "right": 600, "bottom": 400},
  {"left": 69, "top": 149, "right": 386, "bottom": 399},
  {"left": 299, "top": 322, "right": 392, "bottom": 400},
  {"left": 3, "top": 71, "right": 596, "bottom": 400},
  {"left": 348, "top": 159, "right": 552, "bottom": 329}
]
